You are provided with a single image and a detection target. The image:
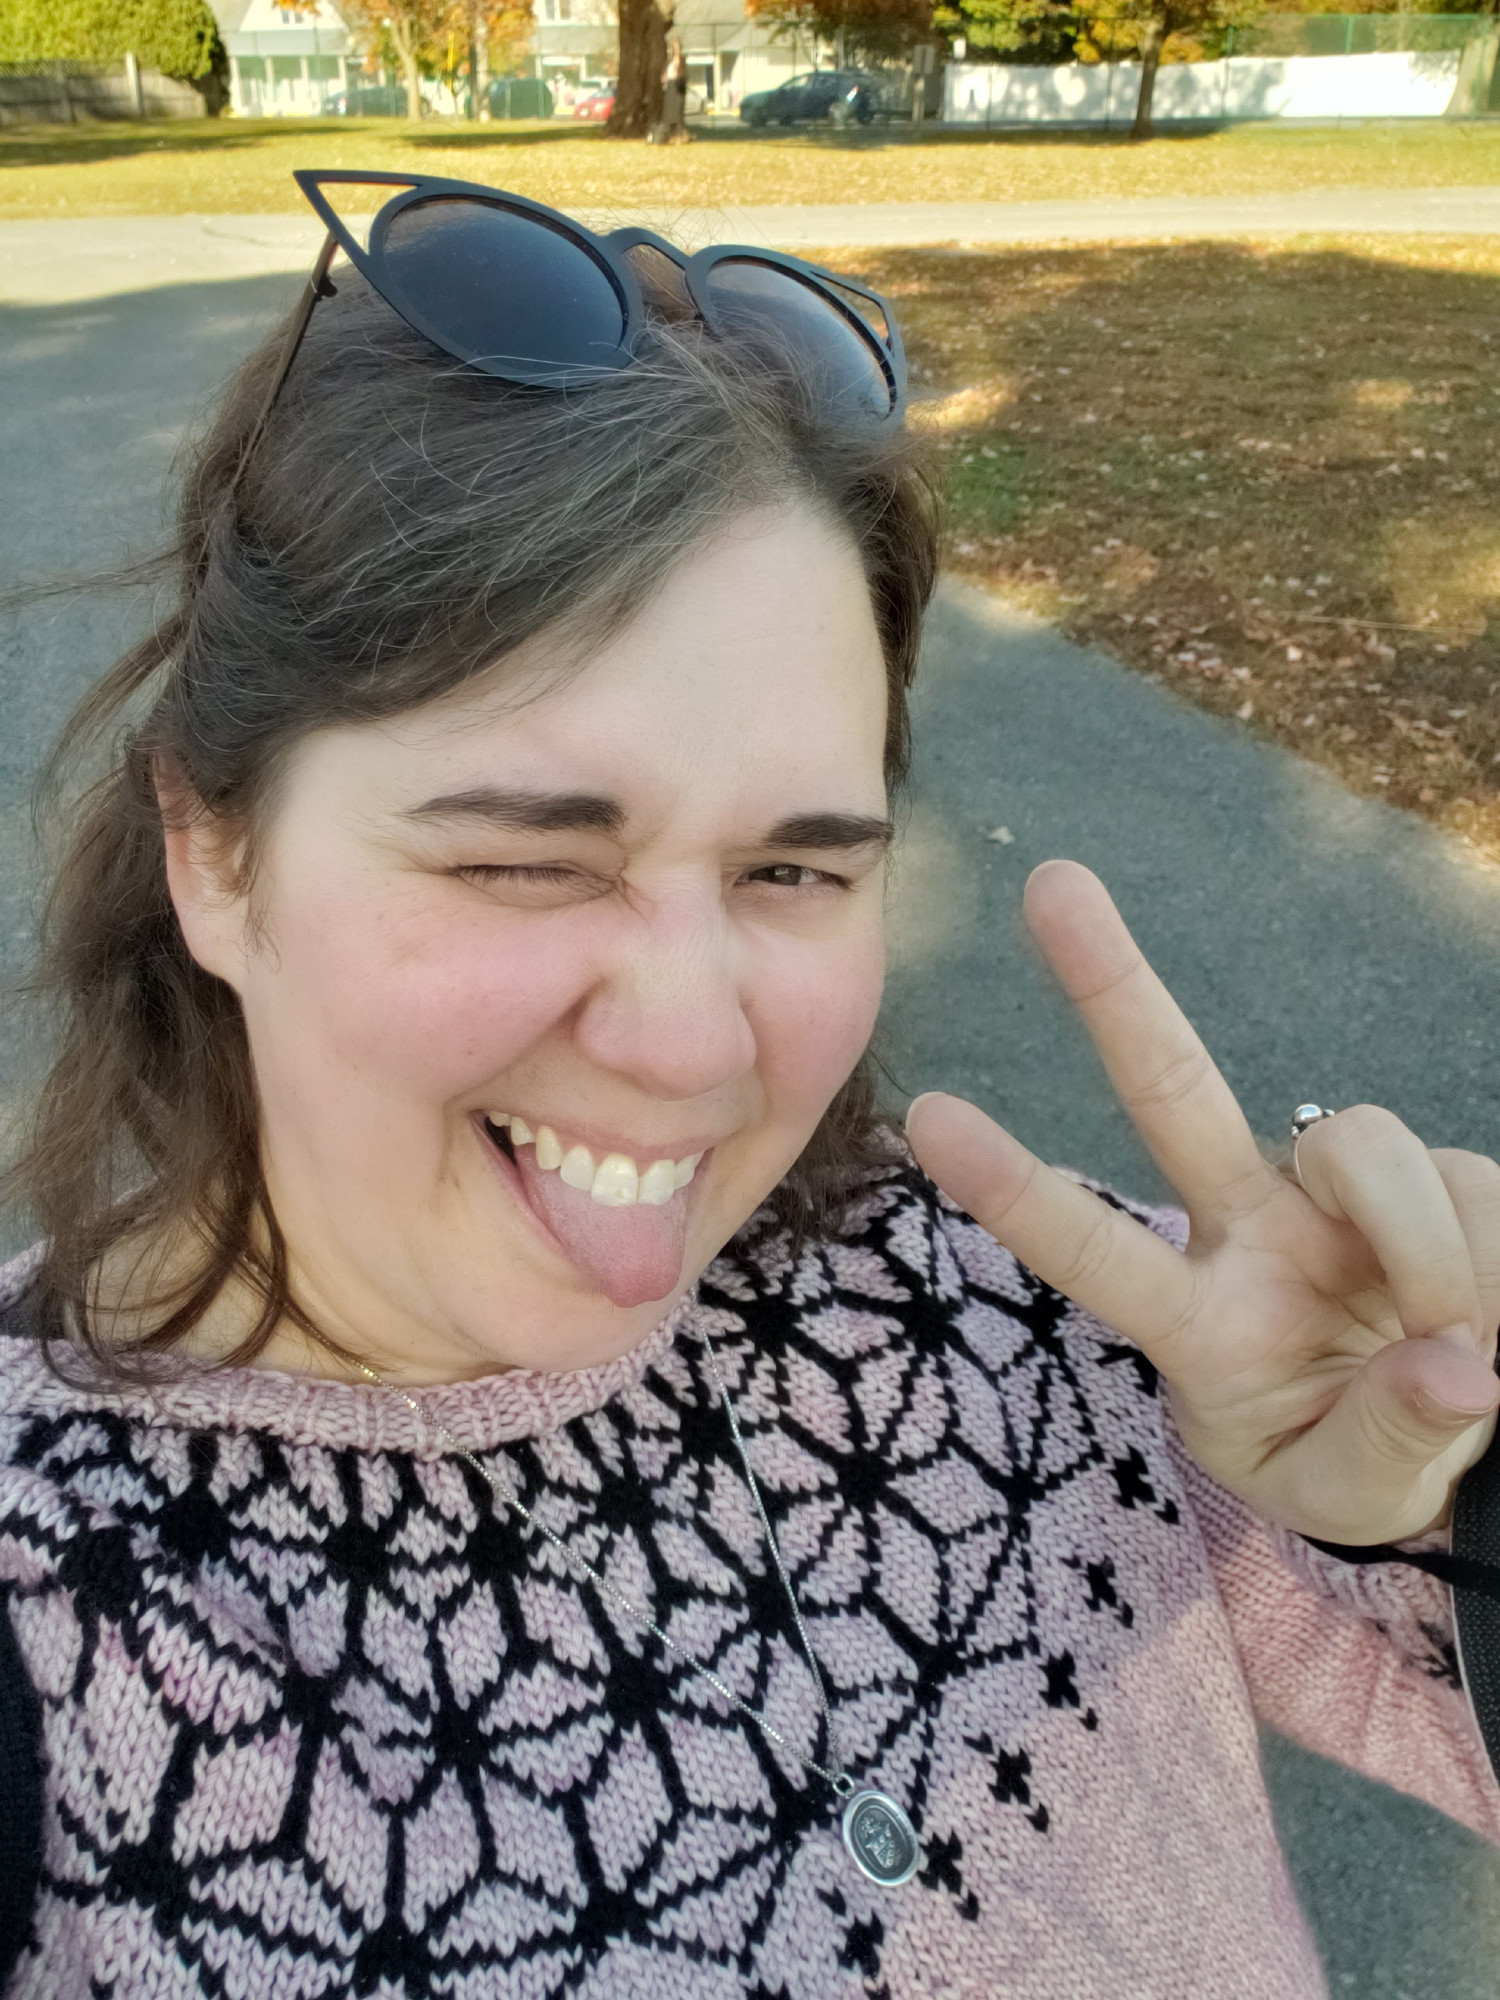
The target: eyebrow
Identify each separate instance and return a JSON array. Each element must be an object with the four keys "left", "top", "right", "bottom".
[
  {"left": 402, "top": 788, "right": 893, "bottom": 851},
  {"left": 764, "top": 811, "right": 895, "bottom": 851},
  {"left": 402, "top": 787, "right": 626, "bottom": 835}
]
